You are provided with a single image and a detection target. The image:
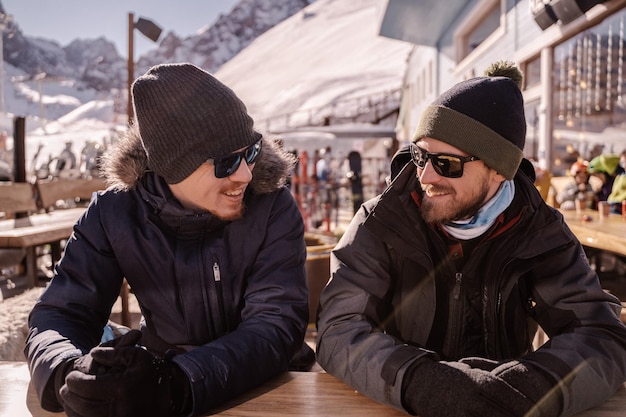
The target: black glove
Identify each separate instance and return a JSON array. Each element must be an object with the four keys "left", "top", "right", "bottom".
[
  {"left": 491, "top": 360, "right": 562, "bottom": 417},
  {"left": 52, "top": 335, "right": 122, "bottom": 410},
  {"left": 57, "top": 330, "right": 191, "bottom": 417},
  {"left": 402, "top": 357, "right": 561, "bottom": 417}
]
